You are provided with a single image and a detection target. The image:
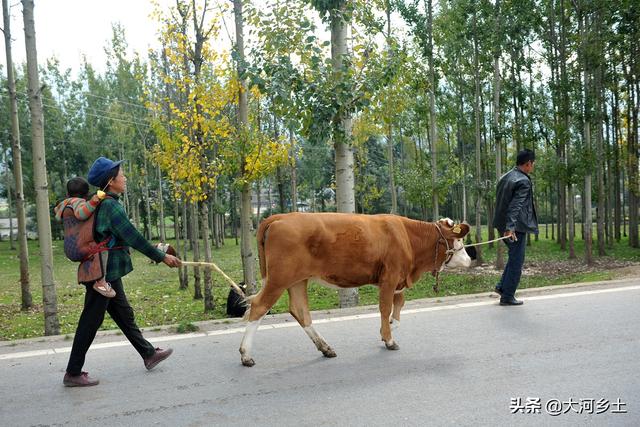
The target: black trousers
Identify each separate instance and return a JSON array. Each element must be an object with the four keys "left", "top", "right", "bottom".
[{"left": 66, "top": 278, "right": 155, "bottom": 375}]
